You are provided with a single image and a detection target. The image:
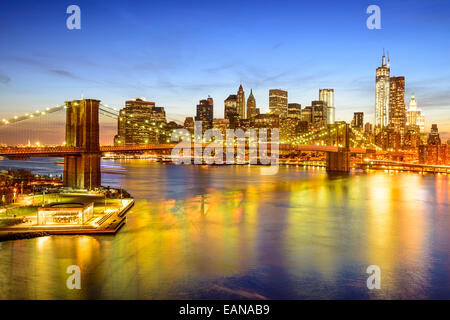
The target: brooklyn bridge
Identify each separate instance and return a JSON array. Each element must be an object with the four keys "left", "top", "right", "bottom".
[{"left": 0, "top": 99, "right": 386, "bottom": 189}]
